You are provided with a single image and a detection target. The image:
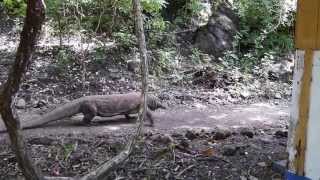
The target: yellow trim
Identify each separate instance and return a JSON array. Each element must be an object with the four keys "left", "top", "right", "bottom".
[{"left": 294, "top": 50, "right": 313, "bottom": 175}]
